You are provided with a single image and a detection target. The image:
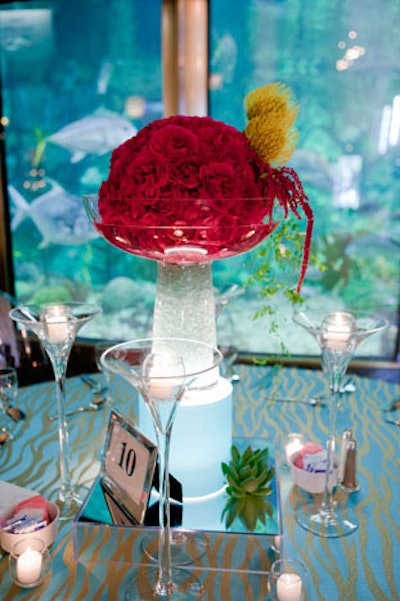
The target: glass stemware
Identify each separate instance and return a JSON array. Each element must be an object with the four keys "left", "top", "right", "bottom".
[
  {"left": 0, "top": 367, "right": 18, "bottom": 443},
  {"left": 94, "top": 341, "right": 115, "bottom": 404},
  {"left": 10, "top": 302, "right": 100, "bottom": 519},
  {"left": 293, "top": 309, "right": 387, "bottom": 538},
  {"left": 101, "top": 337, "right": 222, "bottom": 600}
]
